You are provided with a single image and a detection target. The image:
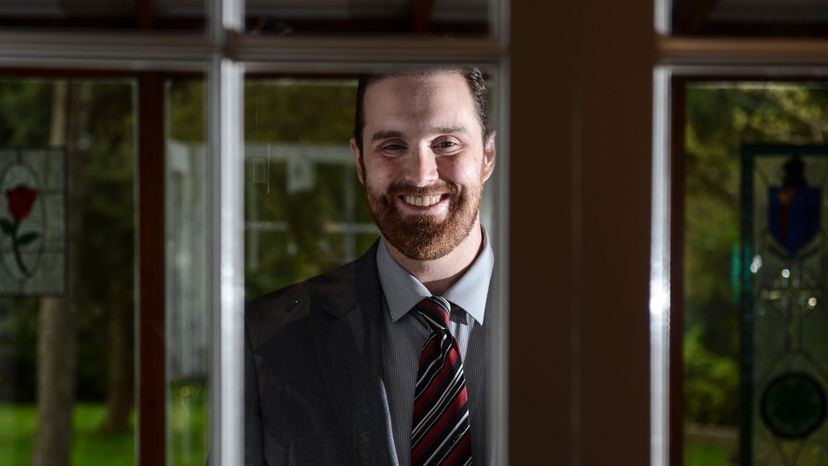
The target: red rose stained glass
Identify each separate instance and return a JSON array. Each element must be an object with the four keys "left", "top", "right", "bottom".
[
  {"left": 2, "top": 184, "right": 40, "bottom": 276},
  {"left": 6, "top": 185, "right": 38, "bottom": 221},
  {"left": 0, "top": 148, "right": 66, "bottom": 295}
]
